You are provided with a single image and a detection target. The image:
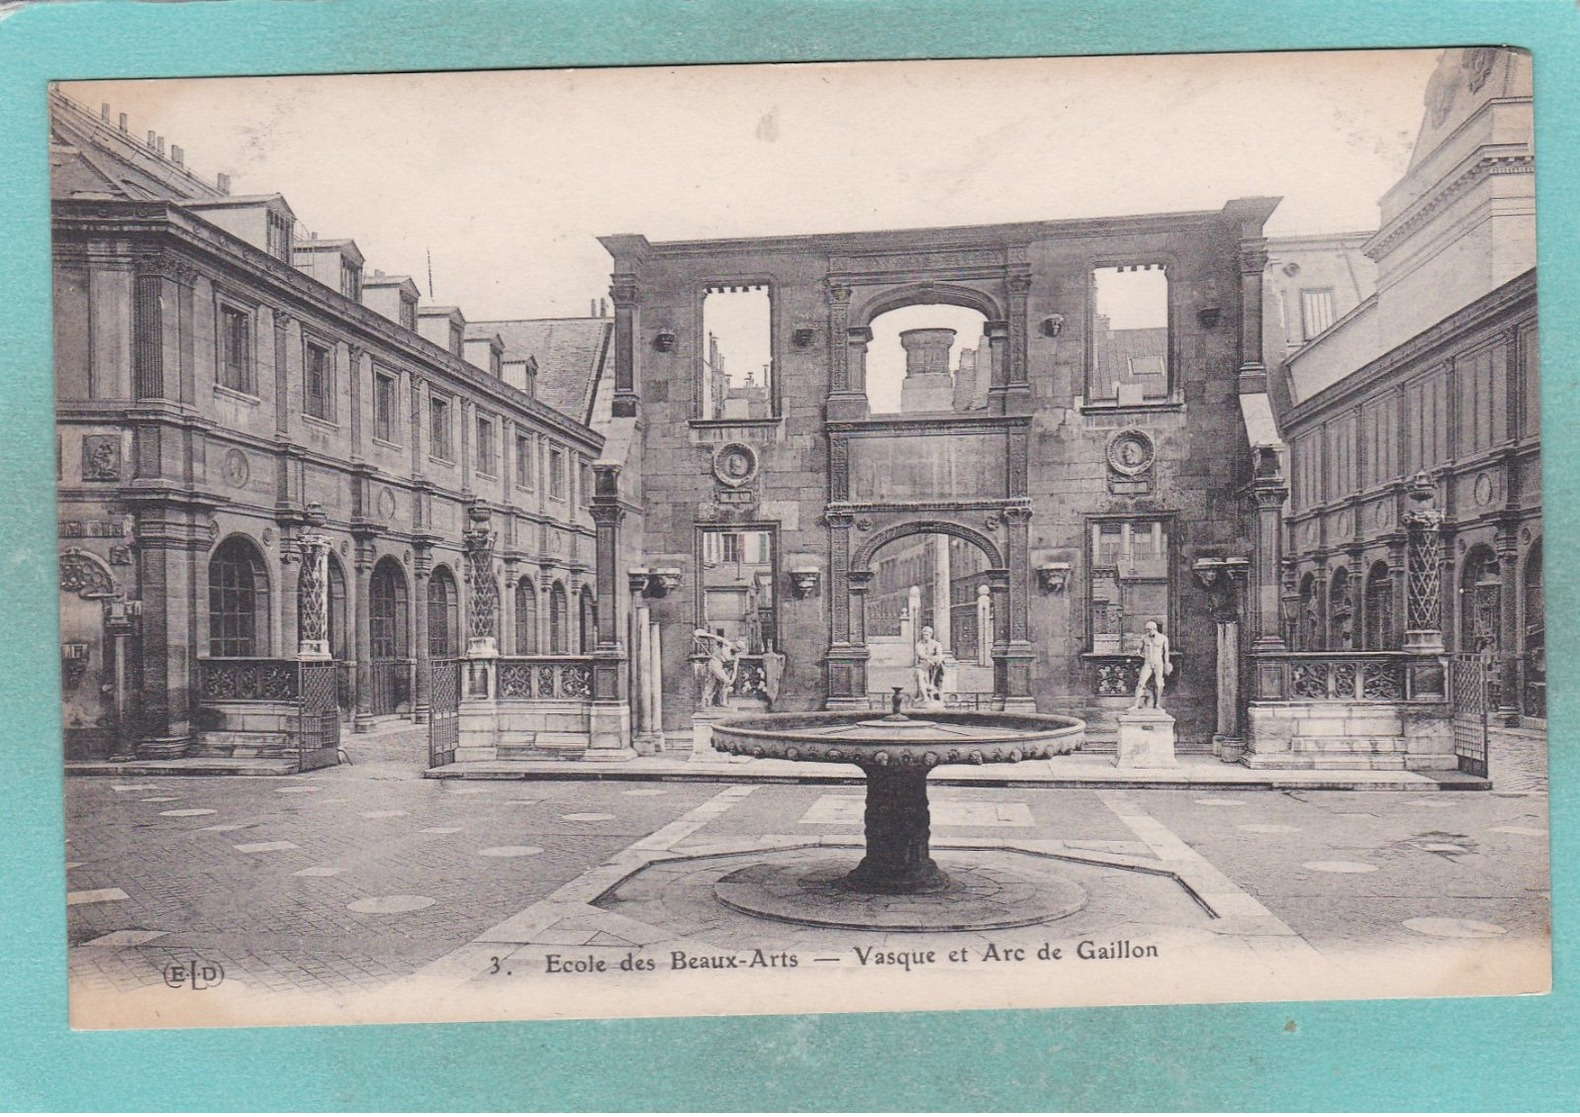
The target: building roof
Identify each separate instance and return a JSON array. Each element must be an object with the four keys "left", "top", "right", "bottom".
[{"left": 469, "top": 317, "right": 612, "bottom": 425}]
